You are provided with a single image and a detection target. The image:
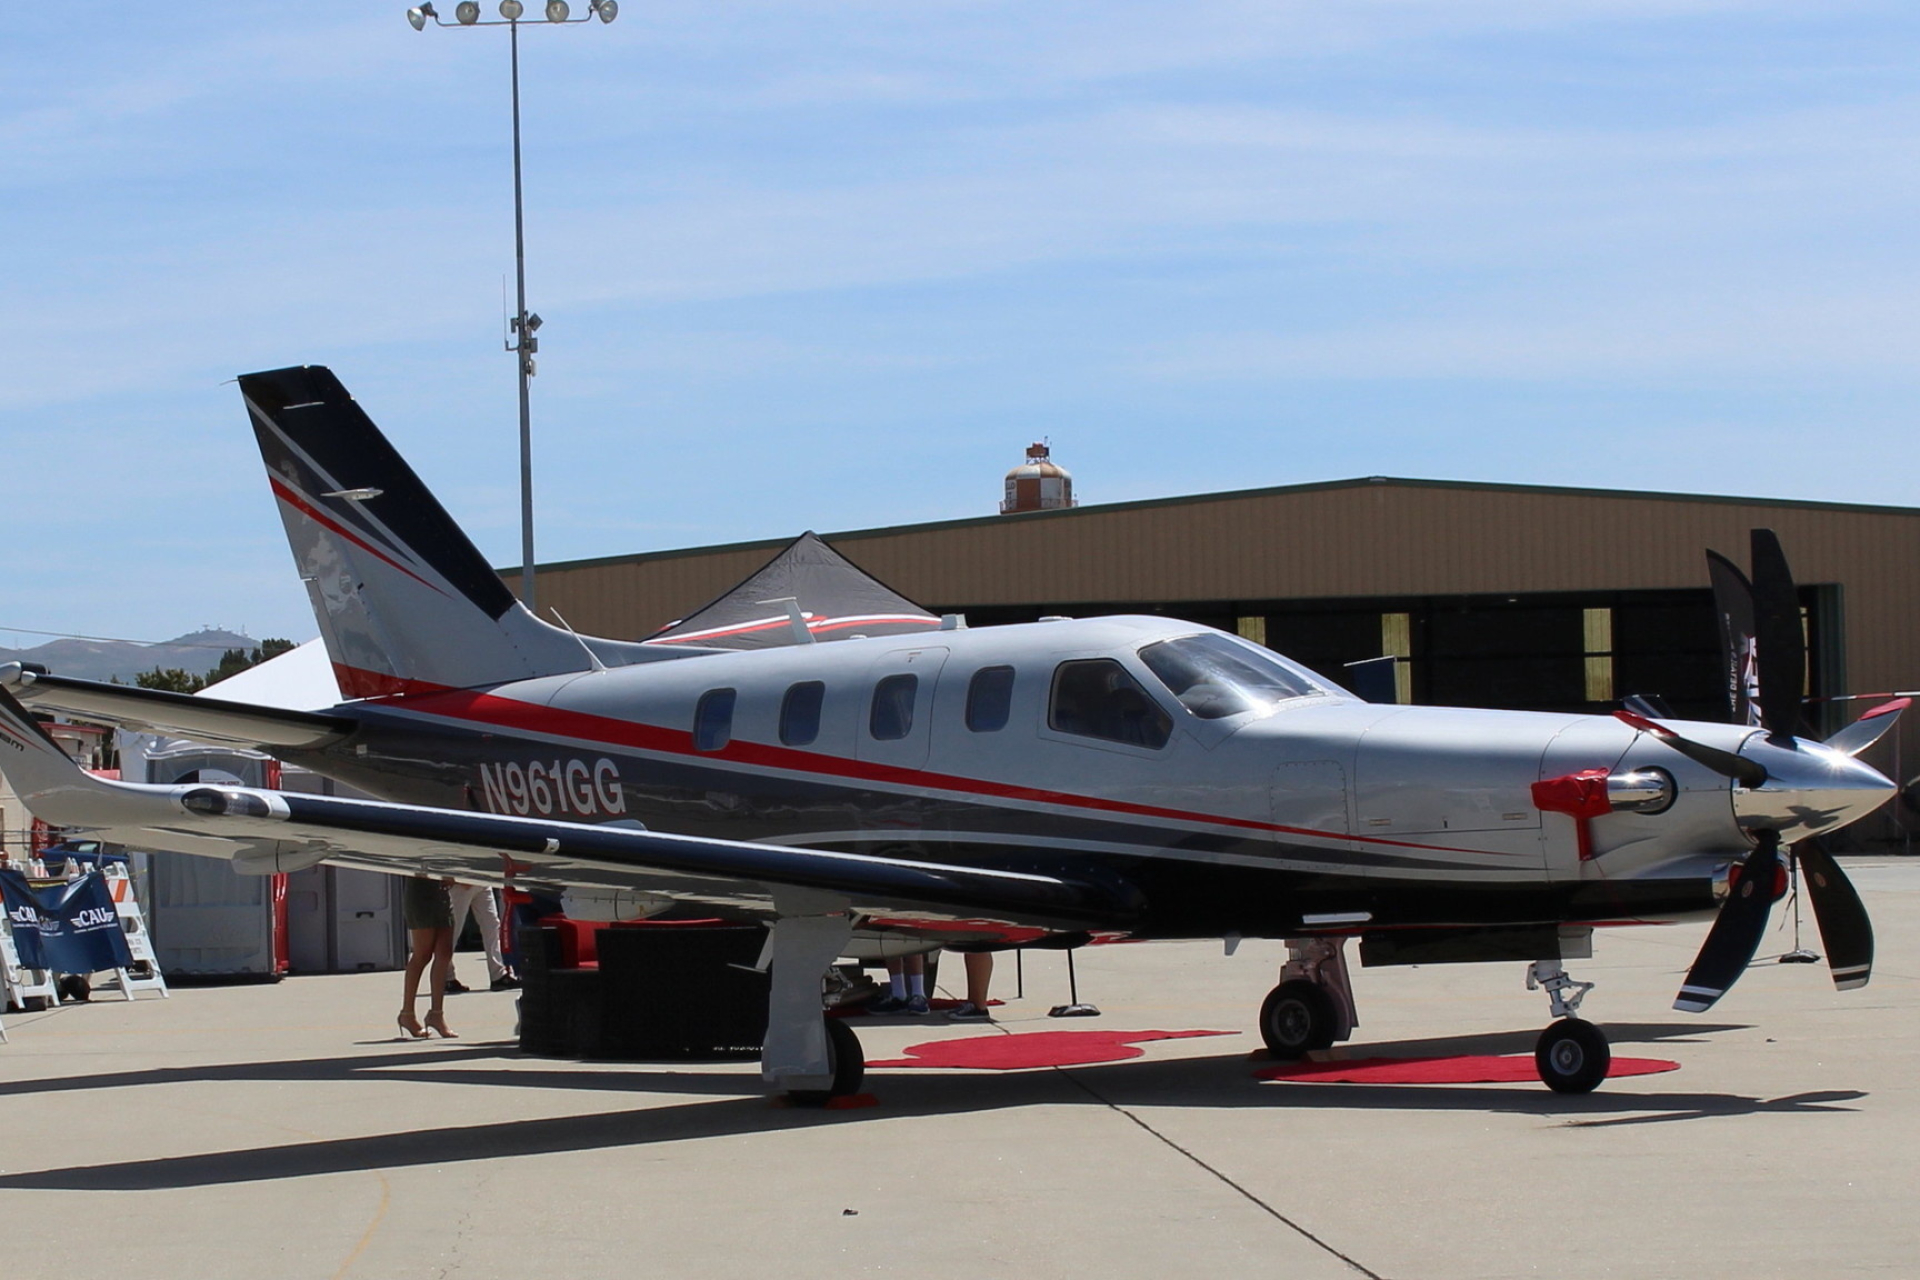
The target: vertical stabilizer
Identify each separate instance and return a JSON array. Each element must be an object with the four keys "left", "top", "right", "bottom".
[{"left": 239, "top": 366, "right": 628, "bottom": 697}]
